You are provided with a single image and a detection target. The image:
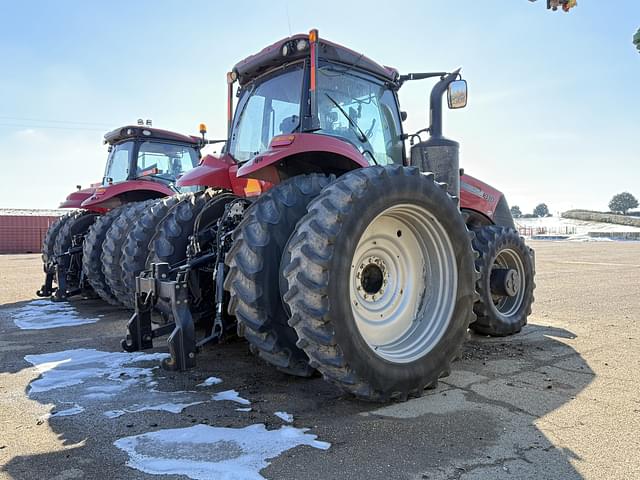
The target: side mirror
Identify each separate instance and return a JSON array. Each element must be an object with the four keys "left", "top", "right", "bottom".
[{"left": 447, "top": 80, "right": 468, "bottom": 109}]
